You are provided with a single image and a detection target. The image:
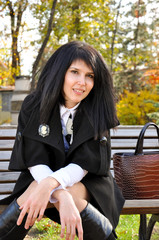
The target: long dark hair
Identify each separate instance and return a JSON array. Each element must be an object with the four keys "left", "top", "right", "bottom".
[{"left": 34, "top": 41, "right": 118, "bottom": 137}]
